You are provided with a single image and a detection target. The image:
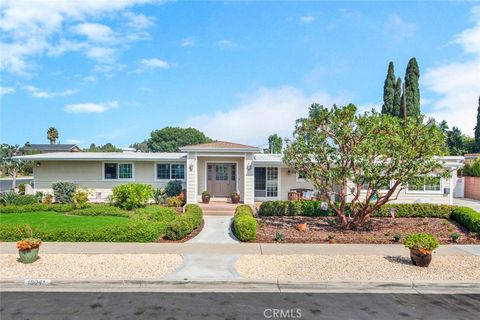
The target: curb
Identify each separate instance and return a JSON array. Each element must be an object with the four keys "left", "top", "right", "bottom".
[{"left": 2, "top": 279, "right": 479, "bottom": 293}]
